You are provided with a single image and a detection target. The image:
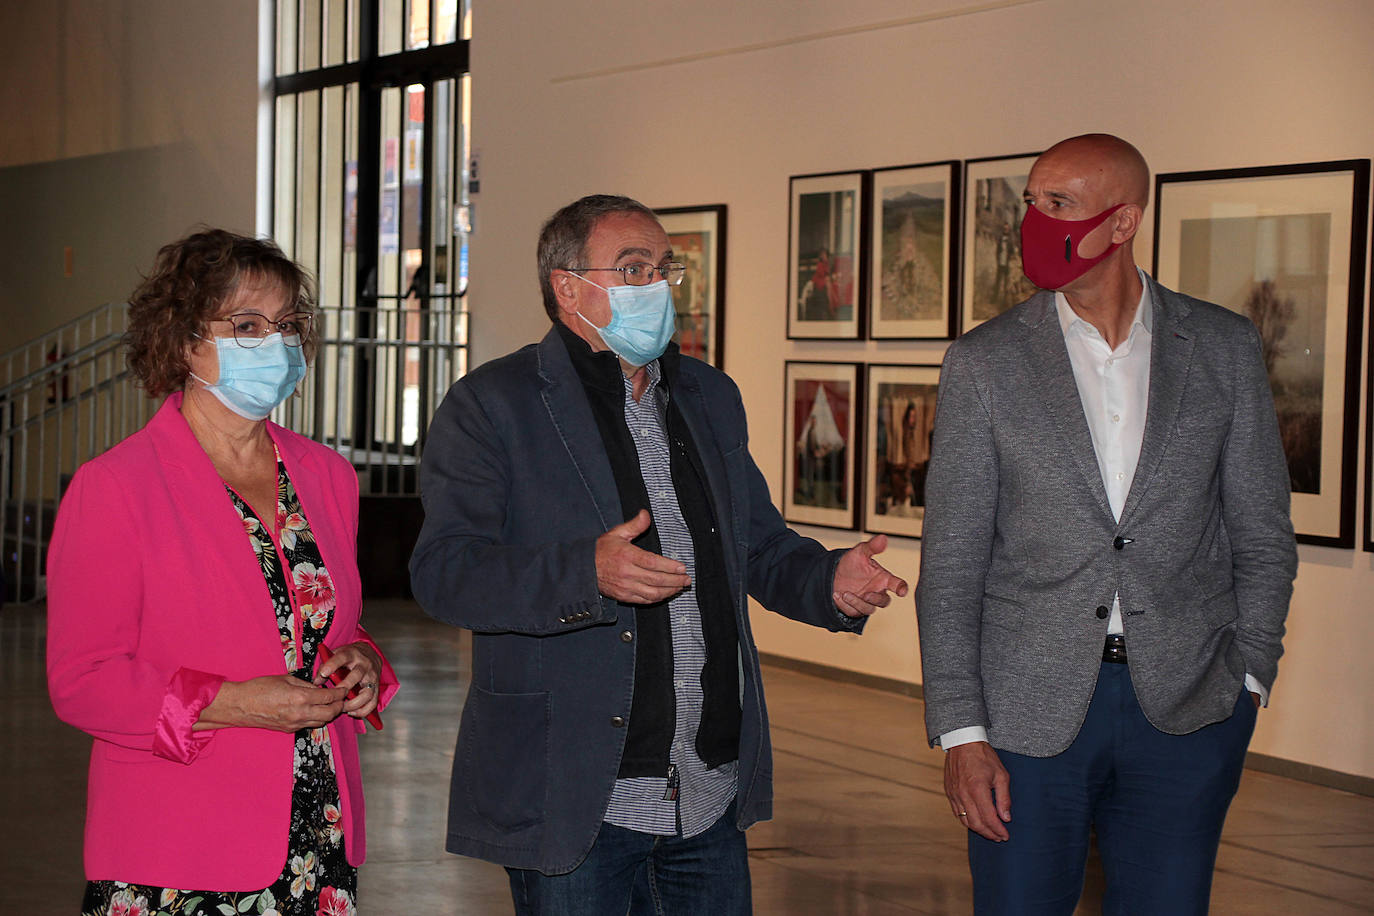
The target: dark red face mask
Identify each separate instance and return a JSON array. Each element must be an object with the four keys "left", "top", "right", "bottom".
[{"left": 1020, "top": 203, "right": 1126, "bottom": 290}]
